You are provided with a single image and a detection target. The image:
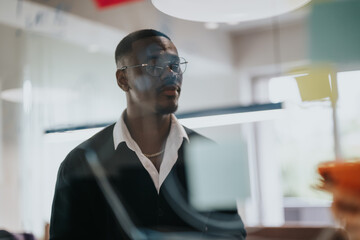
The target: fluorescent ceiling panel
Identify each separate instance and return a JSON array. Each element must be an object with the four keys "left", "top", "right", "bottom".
[{"left": 152, "top": 0, "right": 311, "bottom": 23}]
